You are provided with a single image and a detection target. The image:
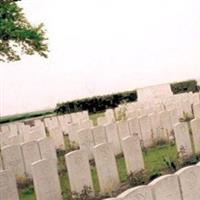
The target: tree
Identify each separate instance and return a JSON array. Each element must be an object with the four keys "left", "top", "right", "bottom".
[{"left": 0, "top": 0, "right": 48, "bottom": 62}]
